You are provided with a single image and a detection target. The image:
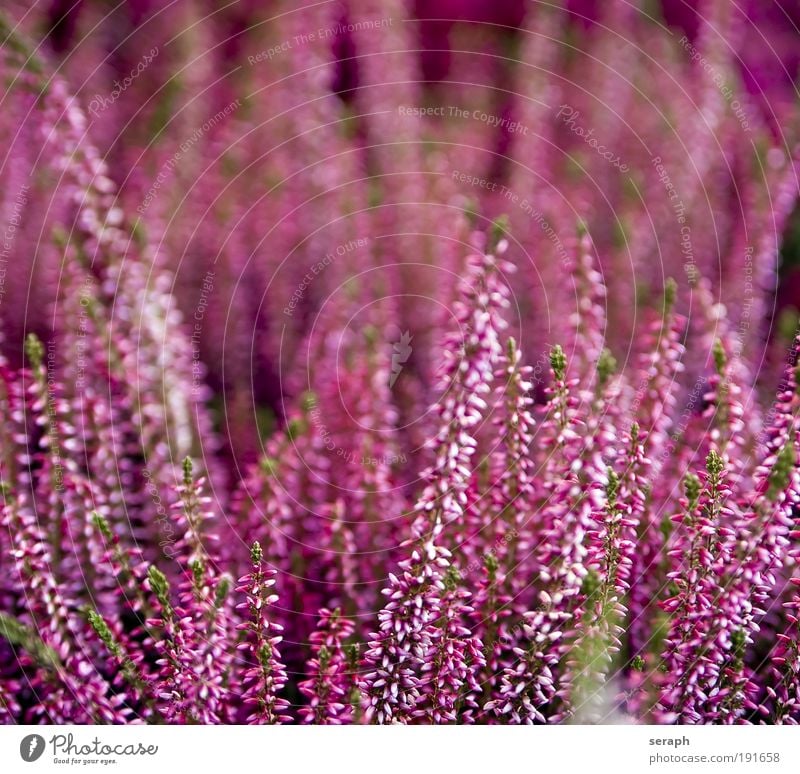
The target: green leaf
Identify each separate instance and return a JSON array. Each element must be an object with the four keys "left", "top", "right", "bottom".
[{"left": 0, "top": 612, "right": 61, "bottom": 669}]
